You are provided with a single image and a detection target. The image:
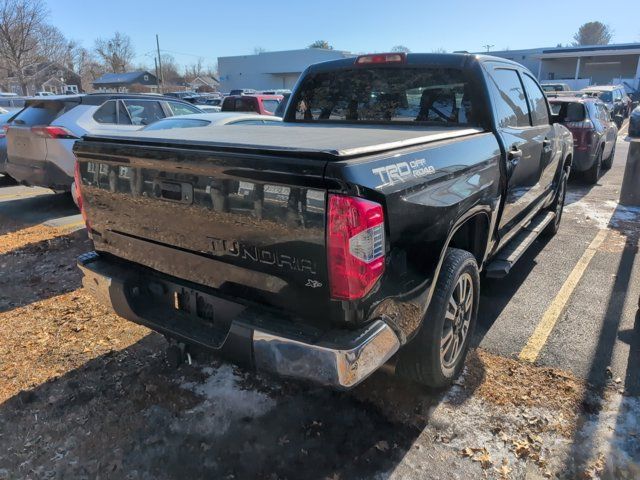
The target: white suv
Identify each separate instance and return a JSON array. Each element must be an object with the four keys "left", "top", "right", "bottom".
[{"left": 5, "top": 94, "right": 202, "bottom": 191}]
